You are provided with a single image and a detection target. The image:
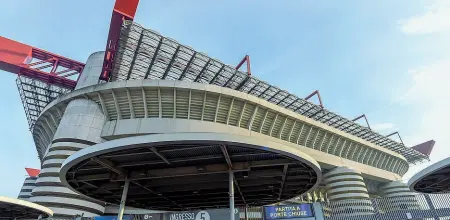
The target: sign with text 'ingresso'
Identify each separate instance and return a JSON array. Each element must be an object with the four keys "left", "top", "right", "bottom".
[
  {"left": 94, "top": 208, "right": 239, "bottom": 220},
  {"left": 263, "top": 204, "right": 314, "bottom": 219}
]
